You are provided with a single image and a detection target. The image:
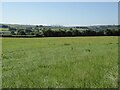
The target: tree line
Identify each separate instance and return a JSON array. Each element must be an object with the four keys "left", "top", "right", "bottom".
[{"left": 2, "top": 25, "right": 120, "bottom": 37}]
